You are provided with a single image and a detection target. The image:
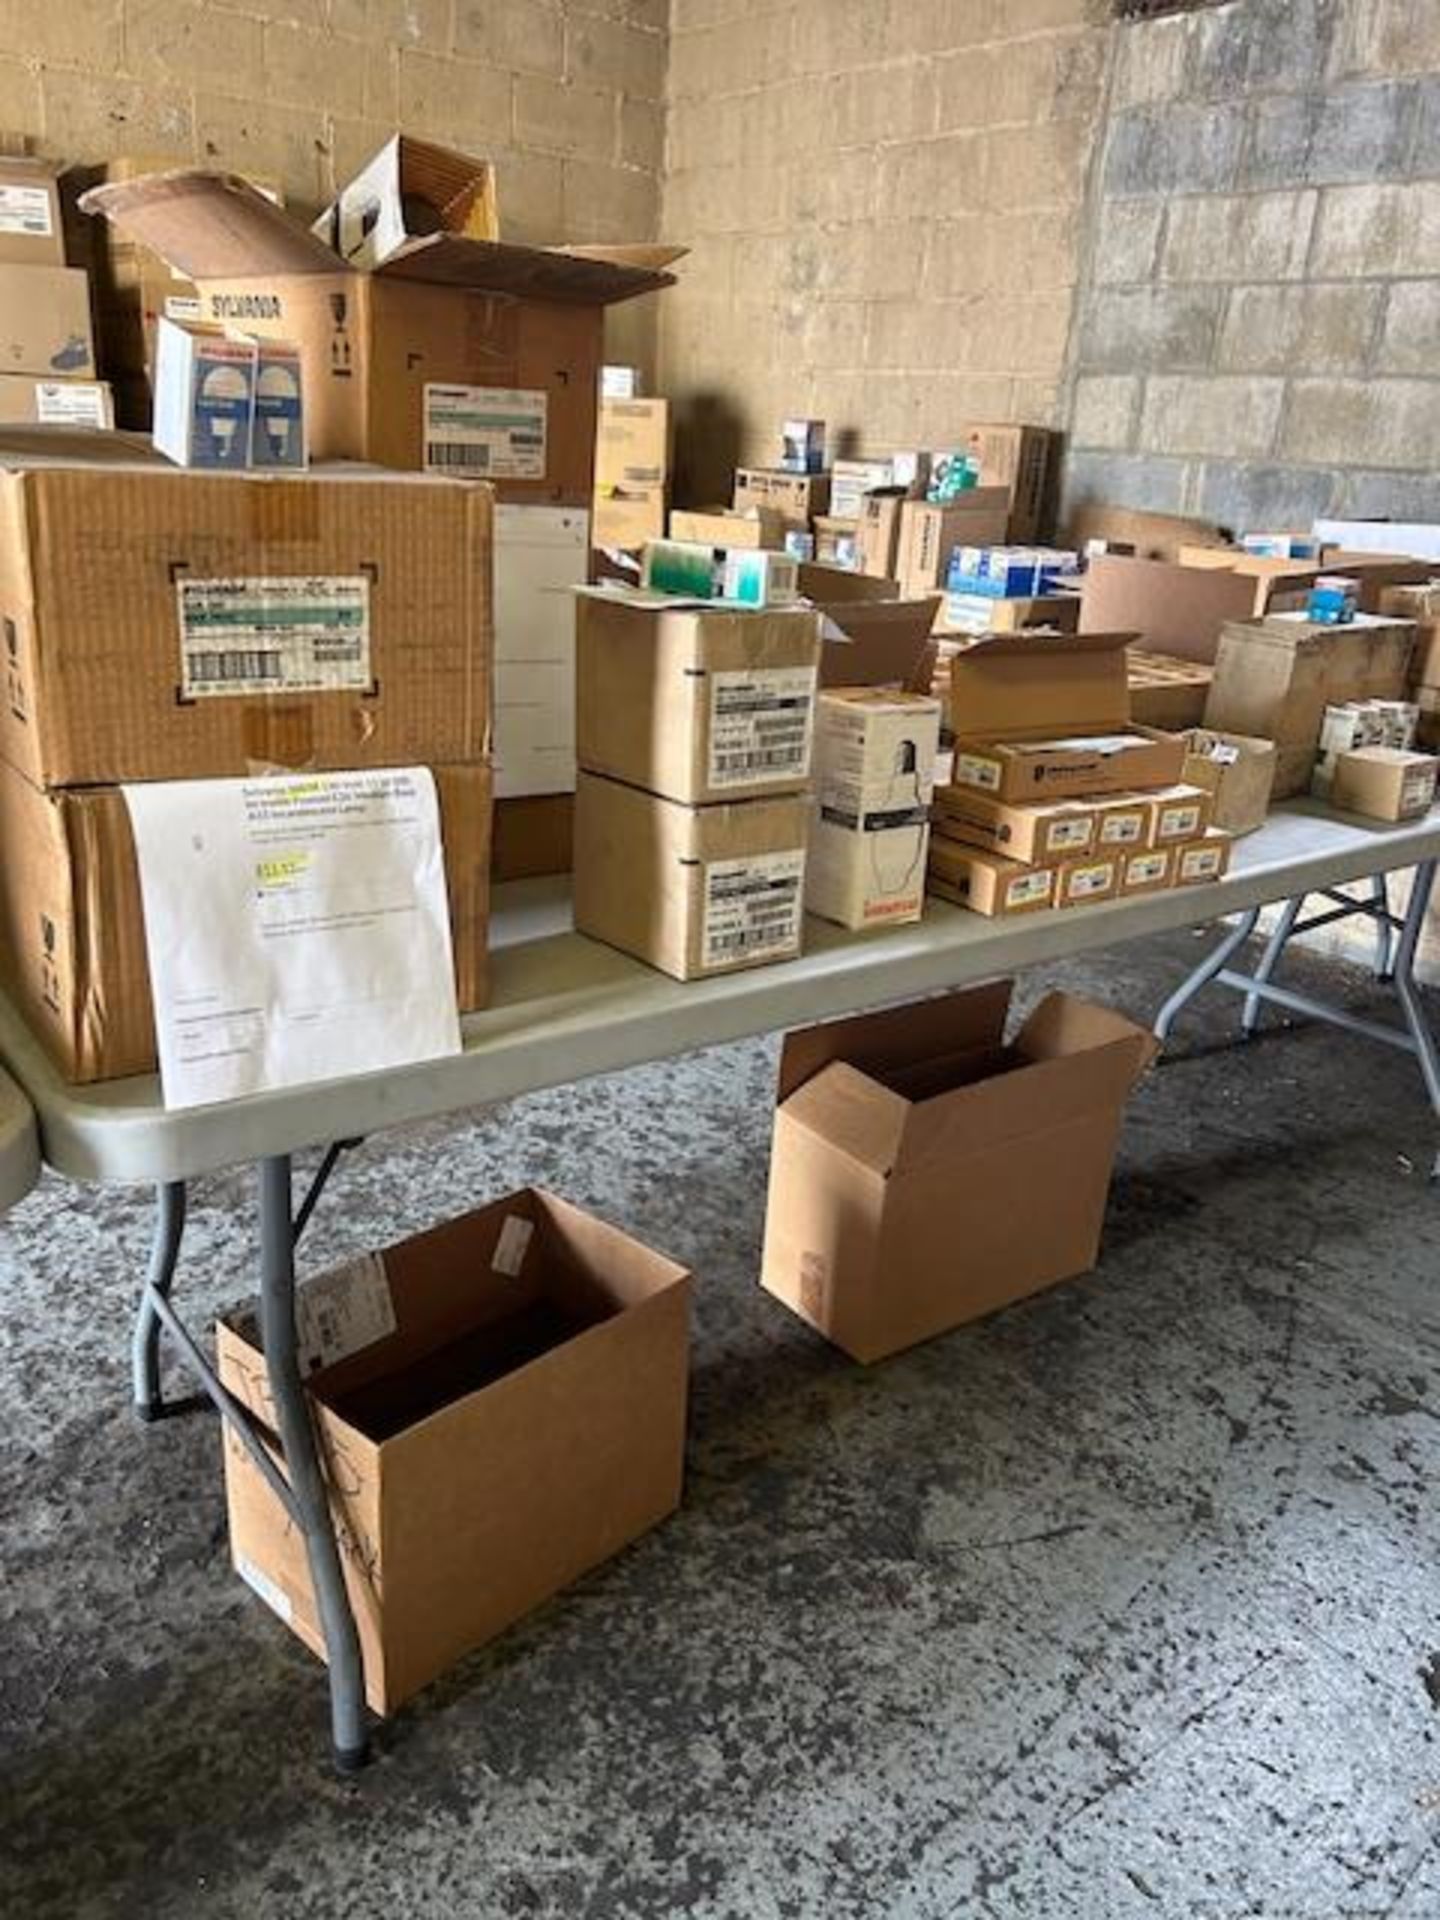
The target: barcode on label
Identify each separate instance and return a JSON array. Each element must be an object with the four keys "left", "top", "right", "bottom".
[
  {"left": 425, "top": 442, "right": 490, "bottom": 470},
  {"left": 709, "top": 668, "right": 815, "bottom": 789},
  {"left": 1100, "top": 813, "right": 1143, "bottom": 844},
  {"left": 702, "top": 850, "right": 804, "bottom": 968},
  {"left": 189, "top": 650, "right": 284, "bottom": 683}
]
